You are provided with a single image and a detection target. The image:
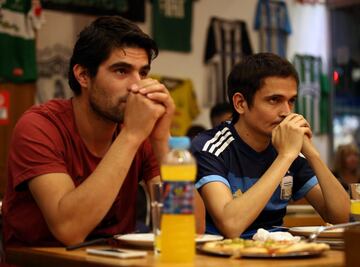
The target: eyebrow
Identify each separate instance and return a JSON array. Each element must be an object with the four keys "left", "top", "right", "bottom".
[
  {"left": 108, "top": 62, "right": 151, "bottom": 72},
  {"left": 264, "top": 94, "right": 297, "bottom": 99}
]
